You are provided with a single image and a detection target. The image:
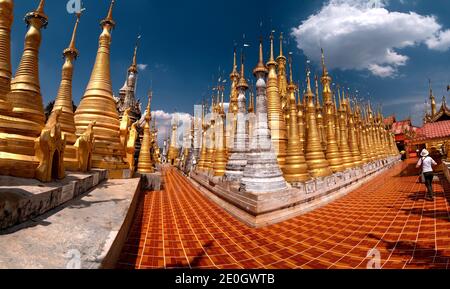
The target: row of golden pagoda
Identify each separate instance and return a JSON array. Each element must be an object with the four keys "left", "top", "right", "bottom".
[
  {"left": 193, "top": 33, "right": 400, "bottom": 184},
  {"left": 0, "top": 0, "right": 157, "bottom": 182}
]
